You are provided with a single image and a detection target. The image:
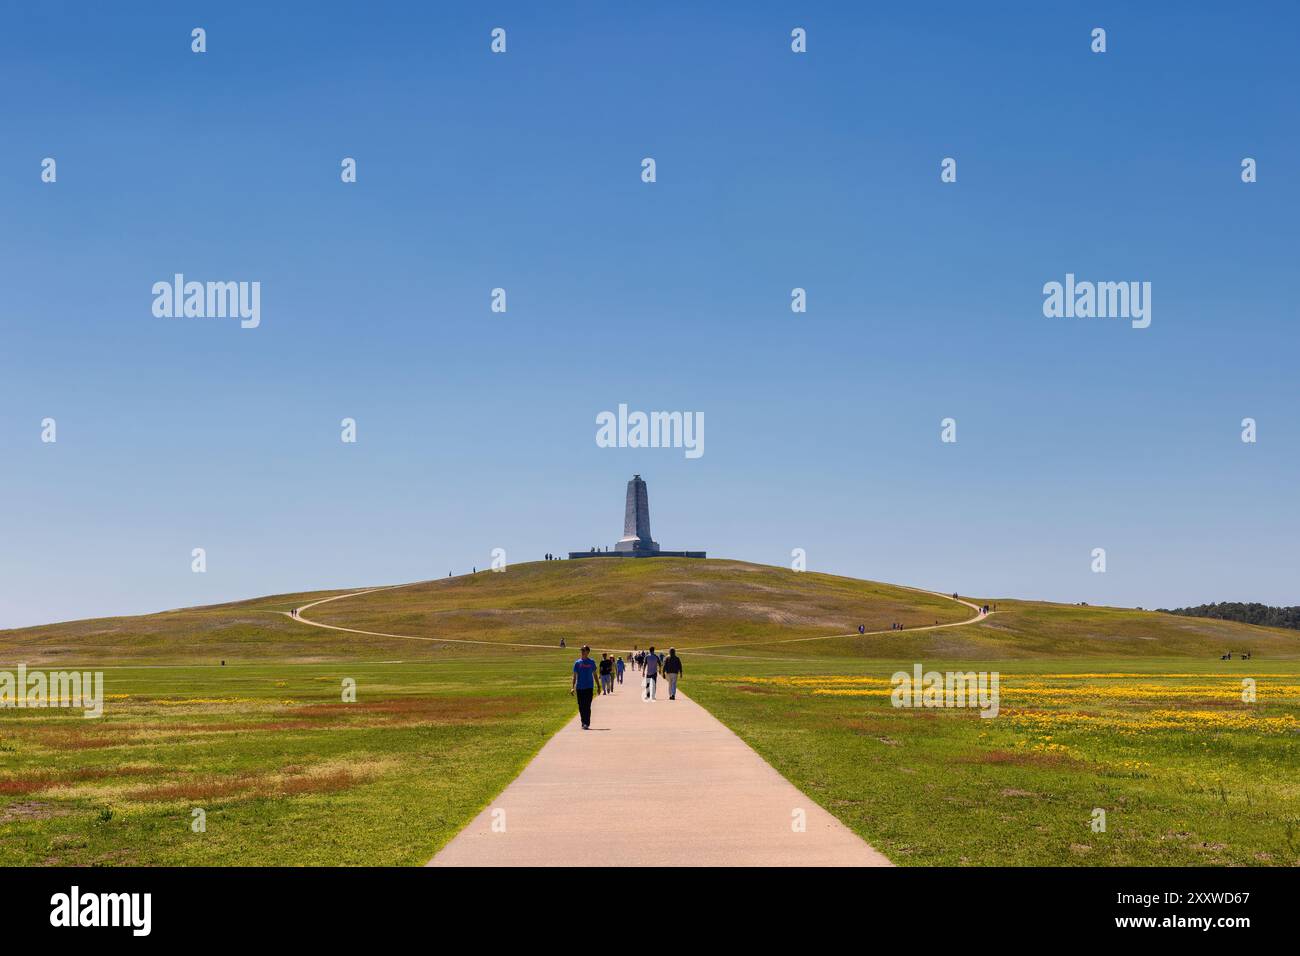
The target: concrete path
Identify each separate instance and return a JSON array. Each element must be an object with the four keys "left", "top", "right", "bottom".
[
  {"left": 428, "top": 670, "right": 892, "bottom": 867},
  {"left": 289, "top": 577, "right": 975, "bottom": 865}
]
